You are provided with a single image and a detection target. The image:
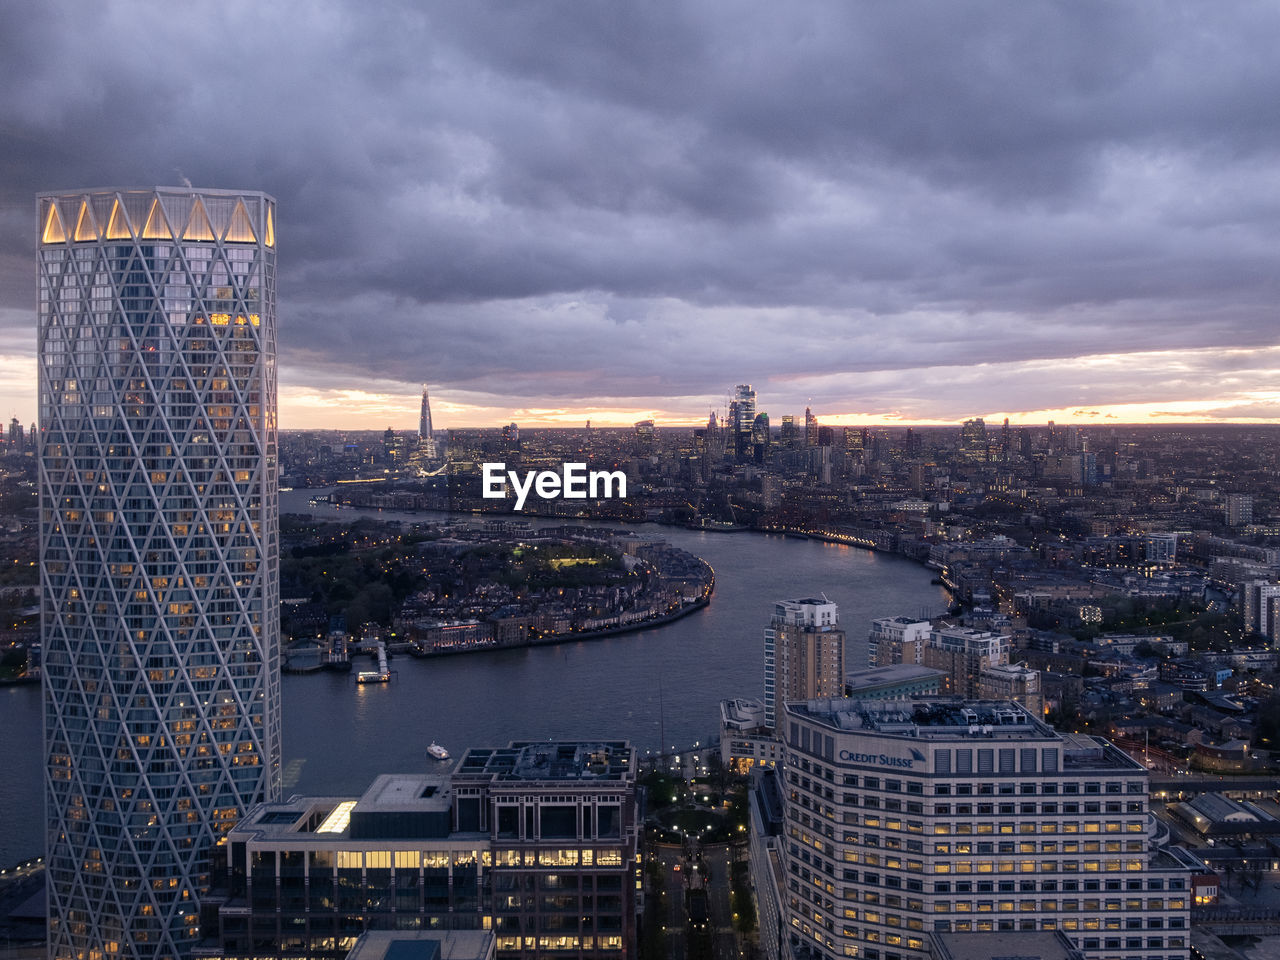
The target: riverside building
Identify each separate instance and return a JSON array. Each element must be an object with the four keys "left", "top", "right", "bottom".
[
  {"left": 920, "top": 626, "right": 1009, "bottom": 698},
  {"left": 39, "top": 187, "right": 280, "bottom": 959},
  {"left": 867, "top": 618, "right": 930, "bottom": 669},
  {"left": 207, "top": 742, "right": 638, "bottom": 960},
  {"left": 765, "top": 597, "right": 845, "bottom": 729},
  {"left": 777, "top": 698, "right": 1198, "bottom": 960}
]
